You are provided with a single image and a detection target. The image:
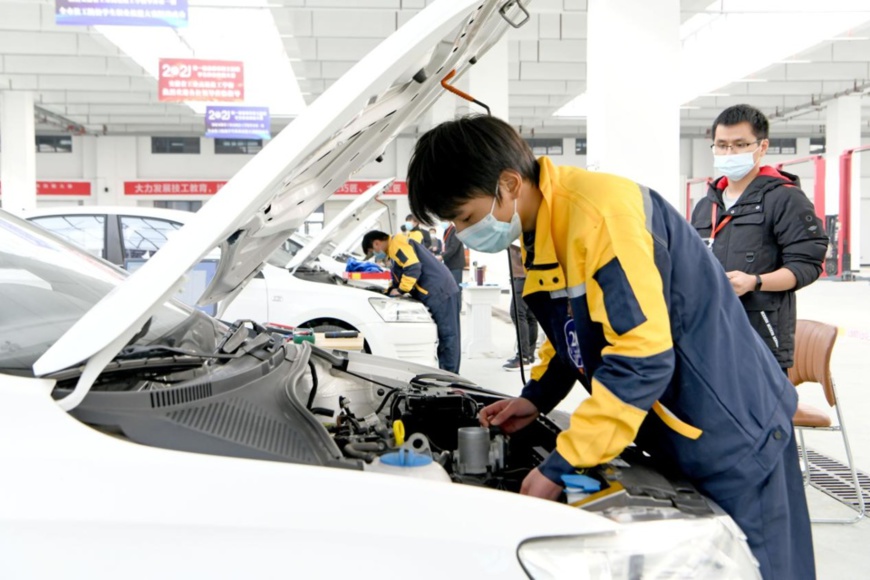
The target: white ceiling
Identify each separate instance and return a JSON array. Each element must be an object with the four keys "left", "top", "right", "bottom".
[{"left": 0, "top": 0, "right": 869, "bottom": 138}]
